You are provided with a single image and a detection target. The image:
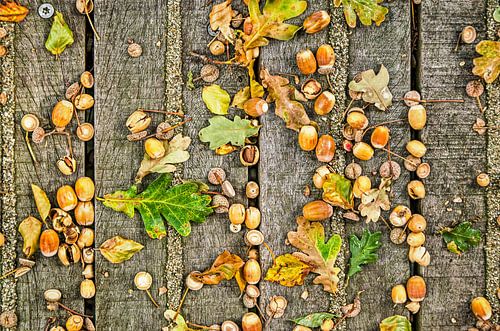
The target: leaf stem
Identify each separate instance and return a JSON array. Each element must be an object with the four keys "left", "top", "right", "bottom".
[
  {"left": 140, "top": 118, "right": 193, "bottom": 140},
  {"left": 84, "top": 3, "right": 100, "bottom": 41},
  {"left": 57, "top": 302, "right": 93, "bottom": 318},
  {"left": 174, "top": 287, "right": 190, "bottom": 320},
  {"left": 145, "top": 289, "right": 160, "bottom": 308},
  {"left": 379, "top": 147, "right": 417, "bottom": 167},
  {"left": 24, "top": 131, "right": 38, "bottom": 164},
  {"left": 361, "top": 119, "right": 405, "bottom": 137},
  {"left": 262, "top": 242, "right": 276, "bottom": 264}
]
